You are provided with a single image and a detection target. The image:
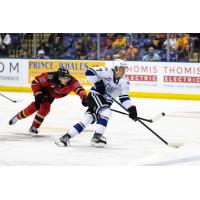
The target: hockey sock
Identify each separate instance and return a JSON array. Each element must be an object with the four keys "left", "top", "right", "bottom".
[
  {"left": 17, "top": 102, "right": 37, "bottom": 120},
  {"left": 96, "top": 115, "right": 109, "bottom": 135},
  {"left": 68, "top": 122, "right": 86, "bottom": 138}
]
